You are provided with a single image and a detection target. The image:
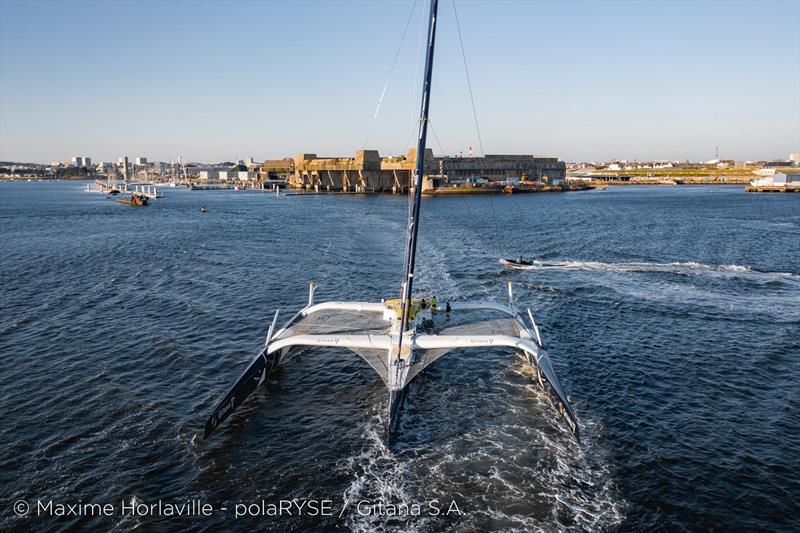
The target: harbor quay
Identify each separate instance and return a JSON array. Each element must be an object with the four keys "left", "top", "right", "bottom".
[{"left": 9, "top": 152, "right": 798, "bottom": 193}]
